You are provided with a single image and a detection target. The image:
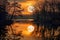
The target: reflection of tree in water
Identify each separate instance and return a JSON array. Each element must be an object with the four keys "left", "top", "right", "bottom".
[
  {"left": 40, "top": 0, "right": 60, "bottom": 29},
  {"left": 0, "top": 4, "right": 23, "bottom": 40},
  {"left": 0, "top": 5, "right": 13, "bottom": 40},
  {"left": 34, "top": 0, "right": 60, "bottom": 40},
  {"left": 0, "top": 6, "right": 7, "bottom": 37},
  {"left": 0, "top": 0, "right": 60, "bottom": 40}
]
